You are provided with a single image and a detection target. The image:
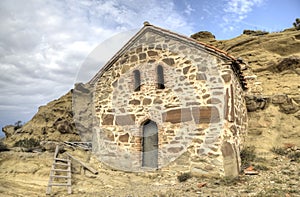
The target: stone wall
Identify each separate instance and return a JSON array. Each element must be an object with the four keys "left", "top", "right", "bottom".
[
  {"left": 73, "top": 83, "right": 93, "bottom": 141},
  {"left": 92, "top": 30, "right": 247, "bottom": 176}
]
